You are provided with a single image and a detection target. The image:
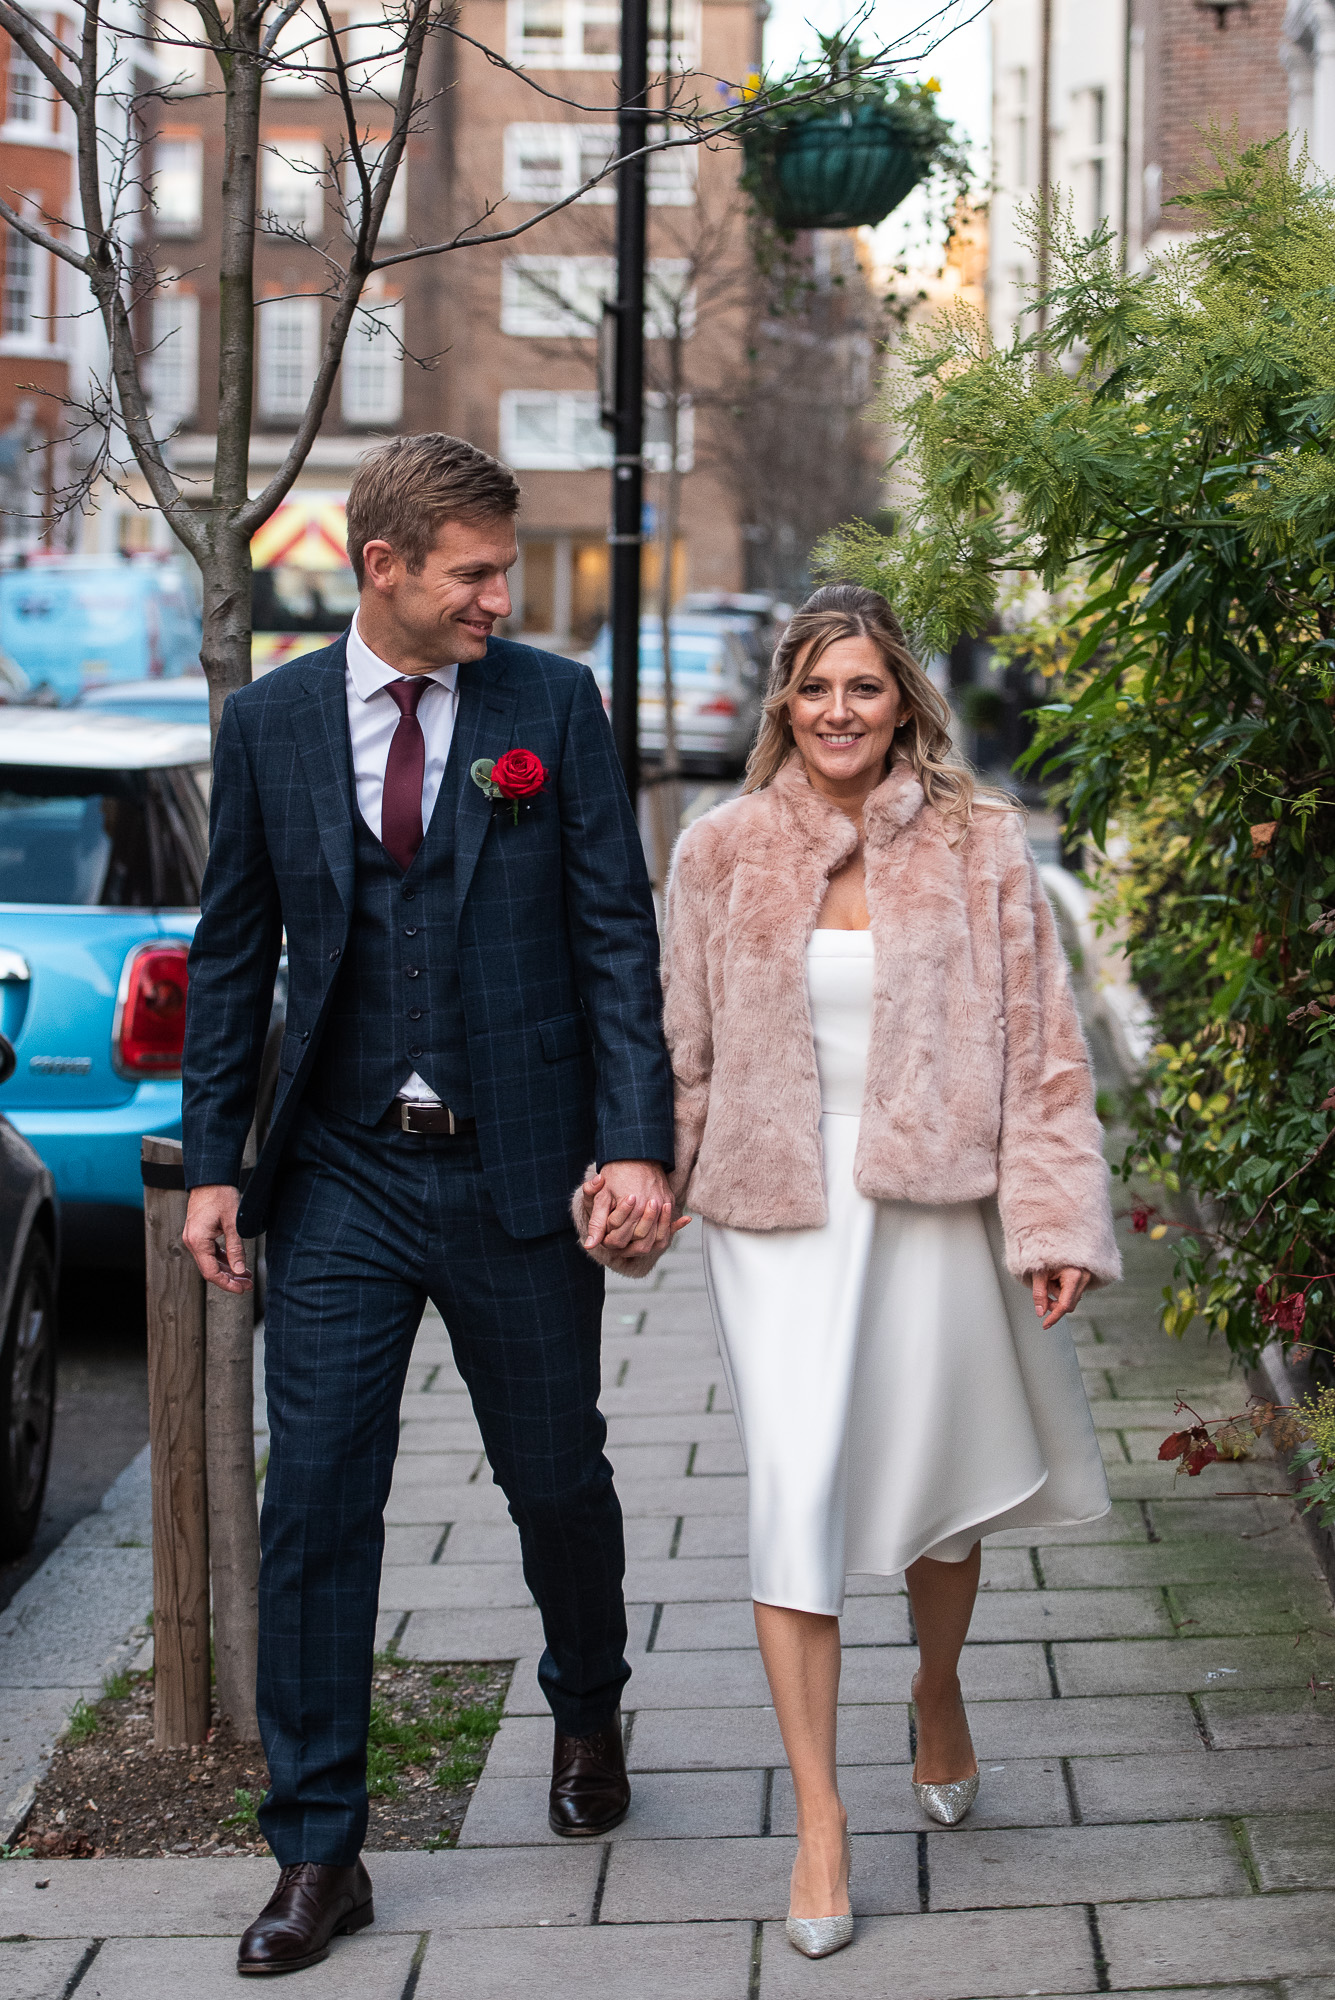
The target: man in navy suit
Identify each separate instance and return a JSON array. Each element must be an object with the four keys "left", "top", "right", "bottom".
[{"left": 181, "top": 434, "right": 676, "bottom": 1976}]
